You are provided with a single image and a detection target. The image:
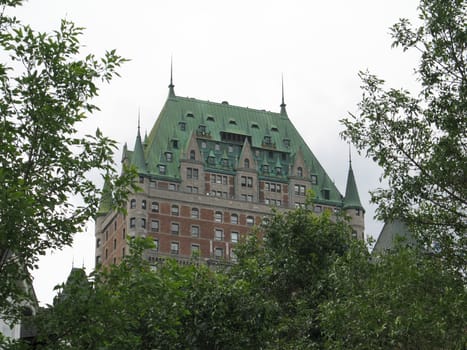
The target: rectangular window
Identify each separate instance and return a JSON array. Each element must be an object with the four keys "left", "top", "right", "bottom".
[
  {"left": 192, "top": 186, "right": 199, "bottom": 193},
  {"left": 247, "top": 195, "right": 253, "bottom": 202},
  {"left": 231, "top": 232, "right": 239, "bottom": 243},
  {"left": 170, "top": 242, "right": 179, "bottom": 255},
  {"left": 246, "top": 216, "right": 254, "bottom": 226},
  {"left": 141, "top": 218, "right": 146, "bottom": 228},
  {"left": 230, "top": 214, "right": 238, "bottom": 224},
  {"left": 241, "top": 176, "right": 247, "bottom": 187},
  {"left": 215, "top": 211, "right": 223, "bottom": 223},
  {"left": 153, "top": 239, "right": 159, "bottom": 251},
  {"left": 142, "top": 200, "right": 146, "bottom": 210},
  {"left": 311, "top": 175, "right": 318, "bottom": 185},
  {"left": 171, "top": 205, "right": 179, "bottom": 216},
  {"left": 193, "top": 168, "right": 199, "bottom": 180},
  {"left": 151, "top": 220, "right": 159, "bottom": 232},
  {"left": 168, "top": 183, "right": 176, "bottom": 191},
  {"left": 222, "top": 176, "right": 227, "bottom": 185},
  {"left": 191, "top": 244, "right": 200, "bottom": 256},
  {"left": 130, "top": 217, "right": 136, "bottom": 228},
  {"left": 171, "top": 223, "right": 179, "bottom": 235},
  {"left": 214, "top": 247, "right": 224, "bottom": 259},
  {"left": 215, "top": 229, "right": 224, "bottom": 241},
  {"left": 191, "top": 225, "right": 200, "bottom": 237},
  {"left": 247, "top": 177, "right": 253, "bottom": 188},
  {"left": 151, "top": 201, "right": 159, "bottom": 212},
  {"left": 149, "top": 179, "right": 156, "bottom": 188},
  {"left": 191, "top": 208, "right": 199, "bottom": 219},
  {"left": 240, "top": 194, "right": 247, "bottom": 201},
  {"left": 187, "top": 168, "right": 192, "bottom": 179},
  {"left": 265, "top": 182, "right": 270, "bottom": 191}
]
